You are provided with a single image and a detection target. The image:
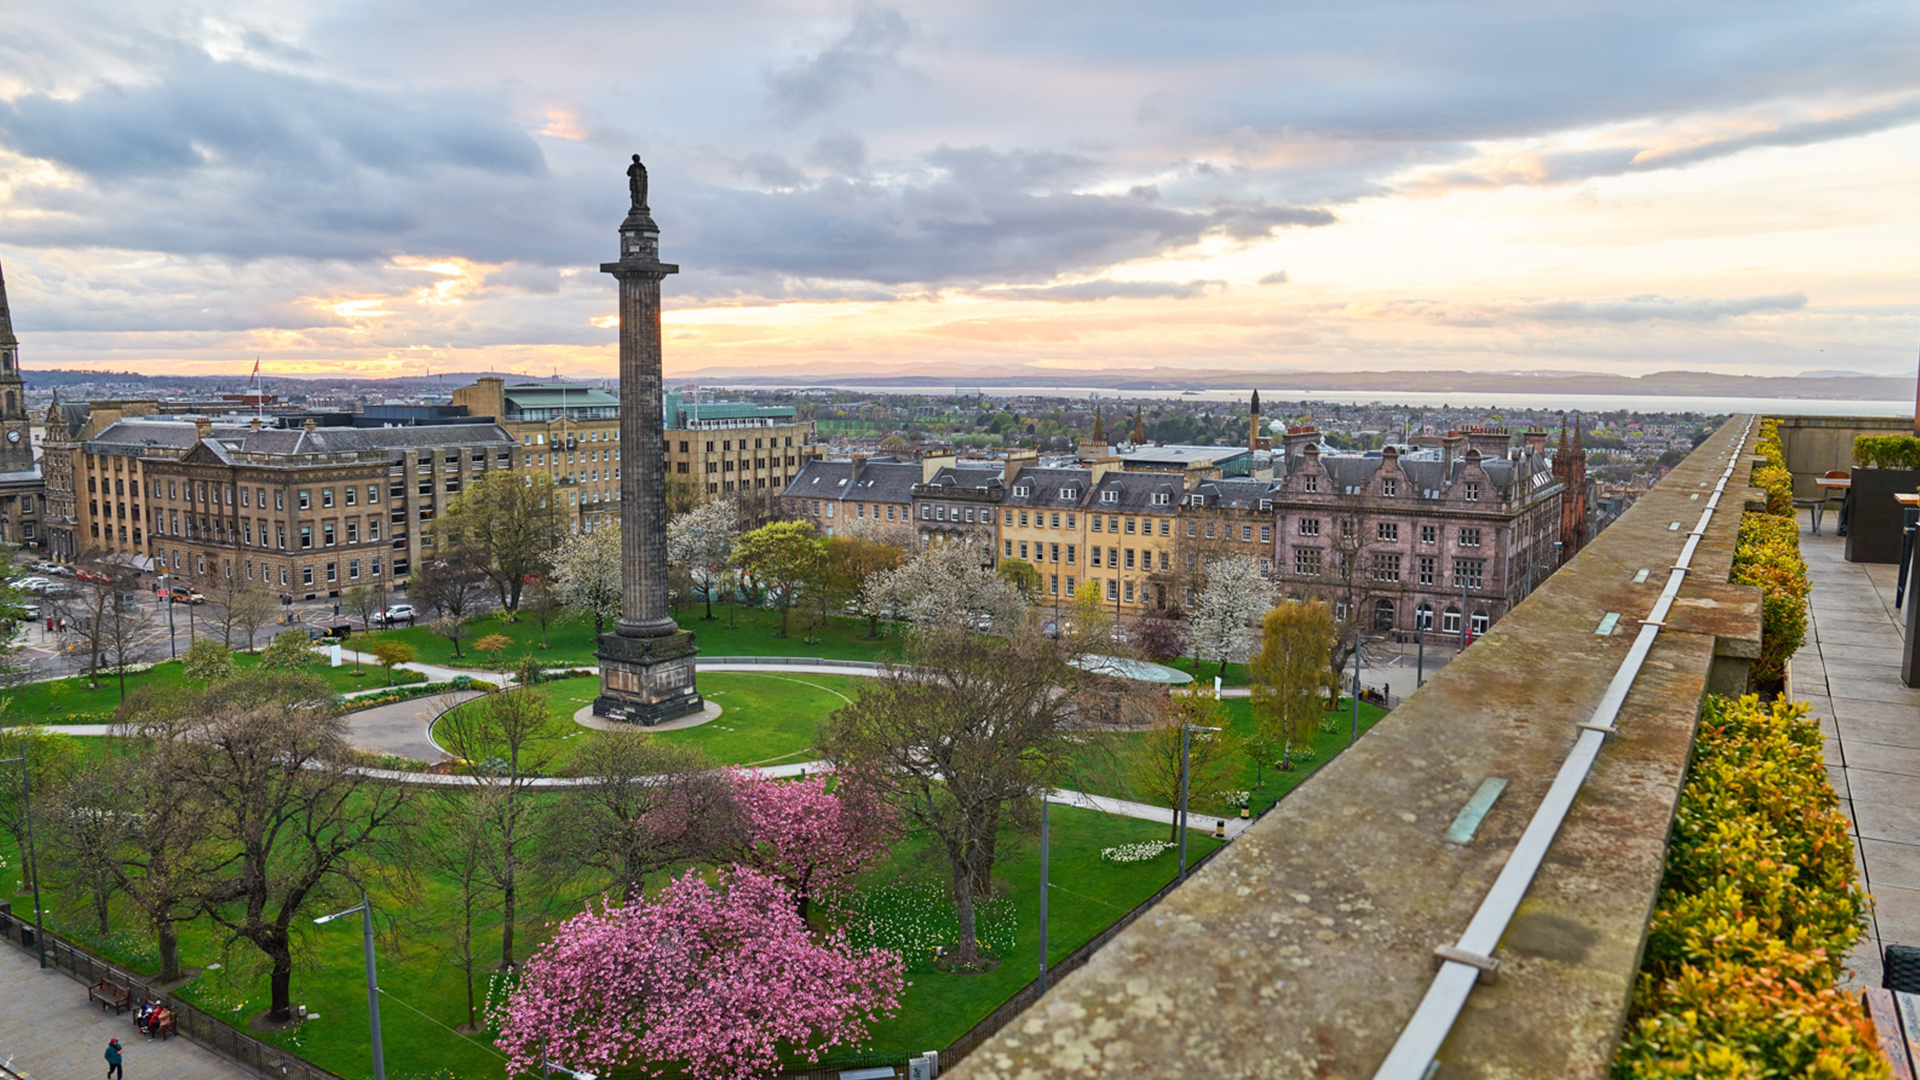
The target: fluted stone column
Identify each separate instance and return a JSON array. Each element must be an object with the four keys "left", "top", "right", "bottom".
[{"left": 593, "top": 158, "right": 702, "bottom": 724}]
